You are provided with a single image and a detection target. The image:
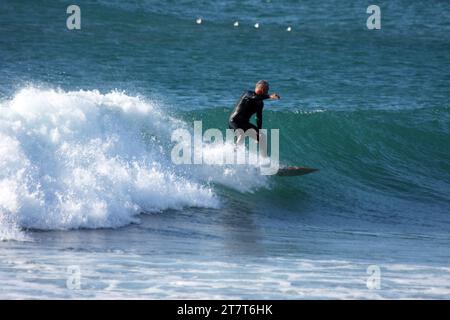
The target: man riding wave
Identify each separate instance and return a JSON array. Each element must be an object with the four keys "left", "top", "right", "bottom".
[{"left": 229, "top": 80, "right": 280, "bottom": 156}]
